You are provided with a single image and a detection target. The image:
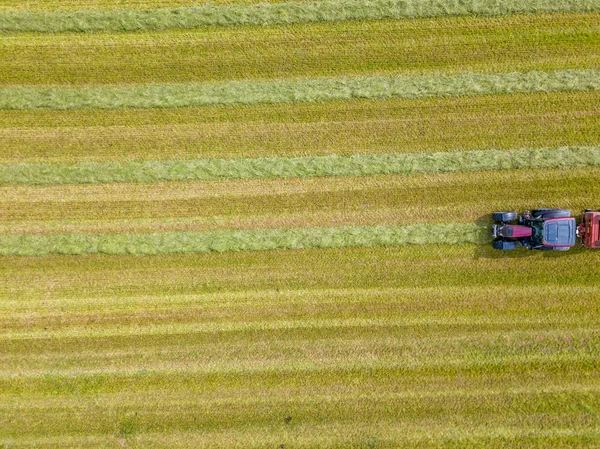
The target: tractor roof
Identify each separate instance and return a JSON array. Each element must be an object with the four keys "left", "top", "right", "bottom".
[{"left": 542, "top": 217, "right": 576, "bottom": 247}]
